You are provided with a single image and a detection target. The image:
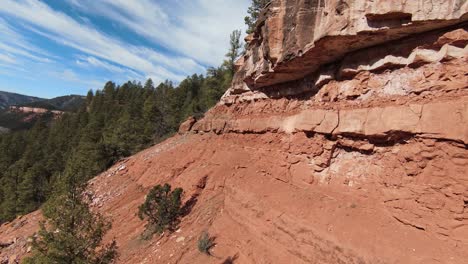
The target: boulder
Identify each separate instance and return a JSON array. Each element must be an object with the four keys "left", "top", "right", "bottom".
[{"left": 178, "top": 116, "right": 196, "bottom": 134}]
